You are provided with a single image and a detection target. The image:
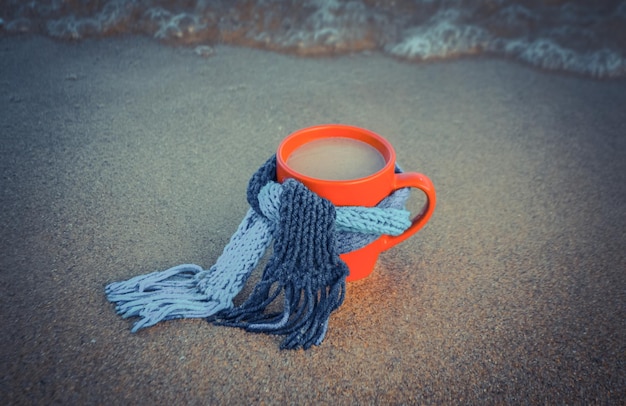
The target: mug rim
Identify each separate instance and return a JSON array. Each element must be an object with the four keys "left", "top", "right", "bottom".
[{"left": 277, "top": 124, "right": 396, "bottom": 185}]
